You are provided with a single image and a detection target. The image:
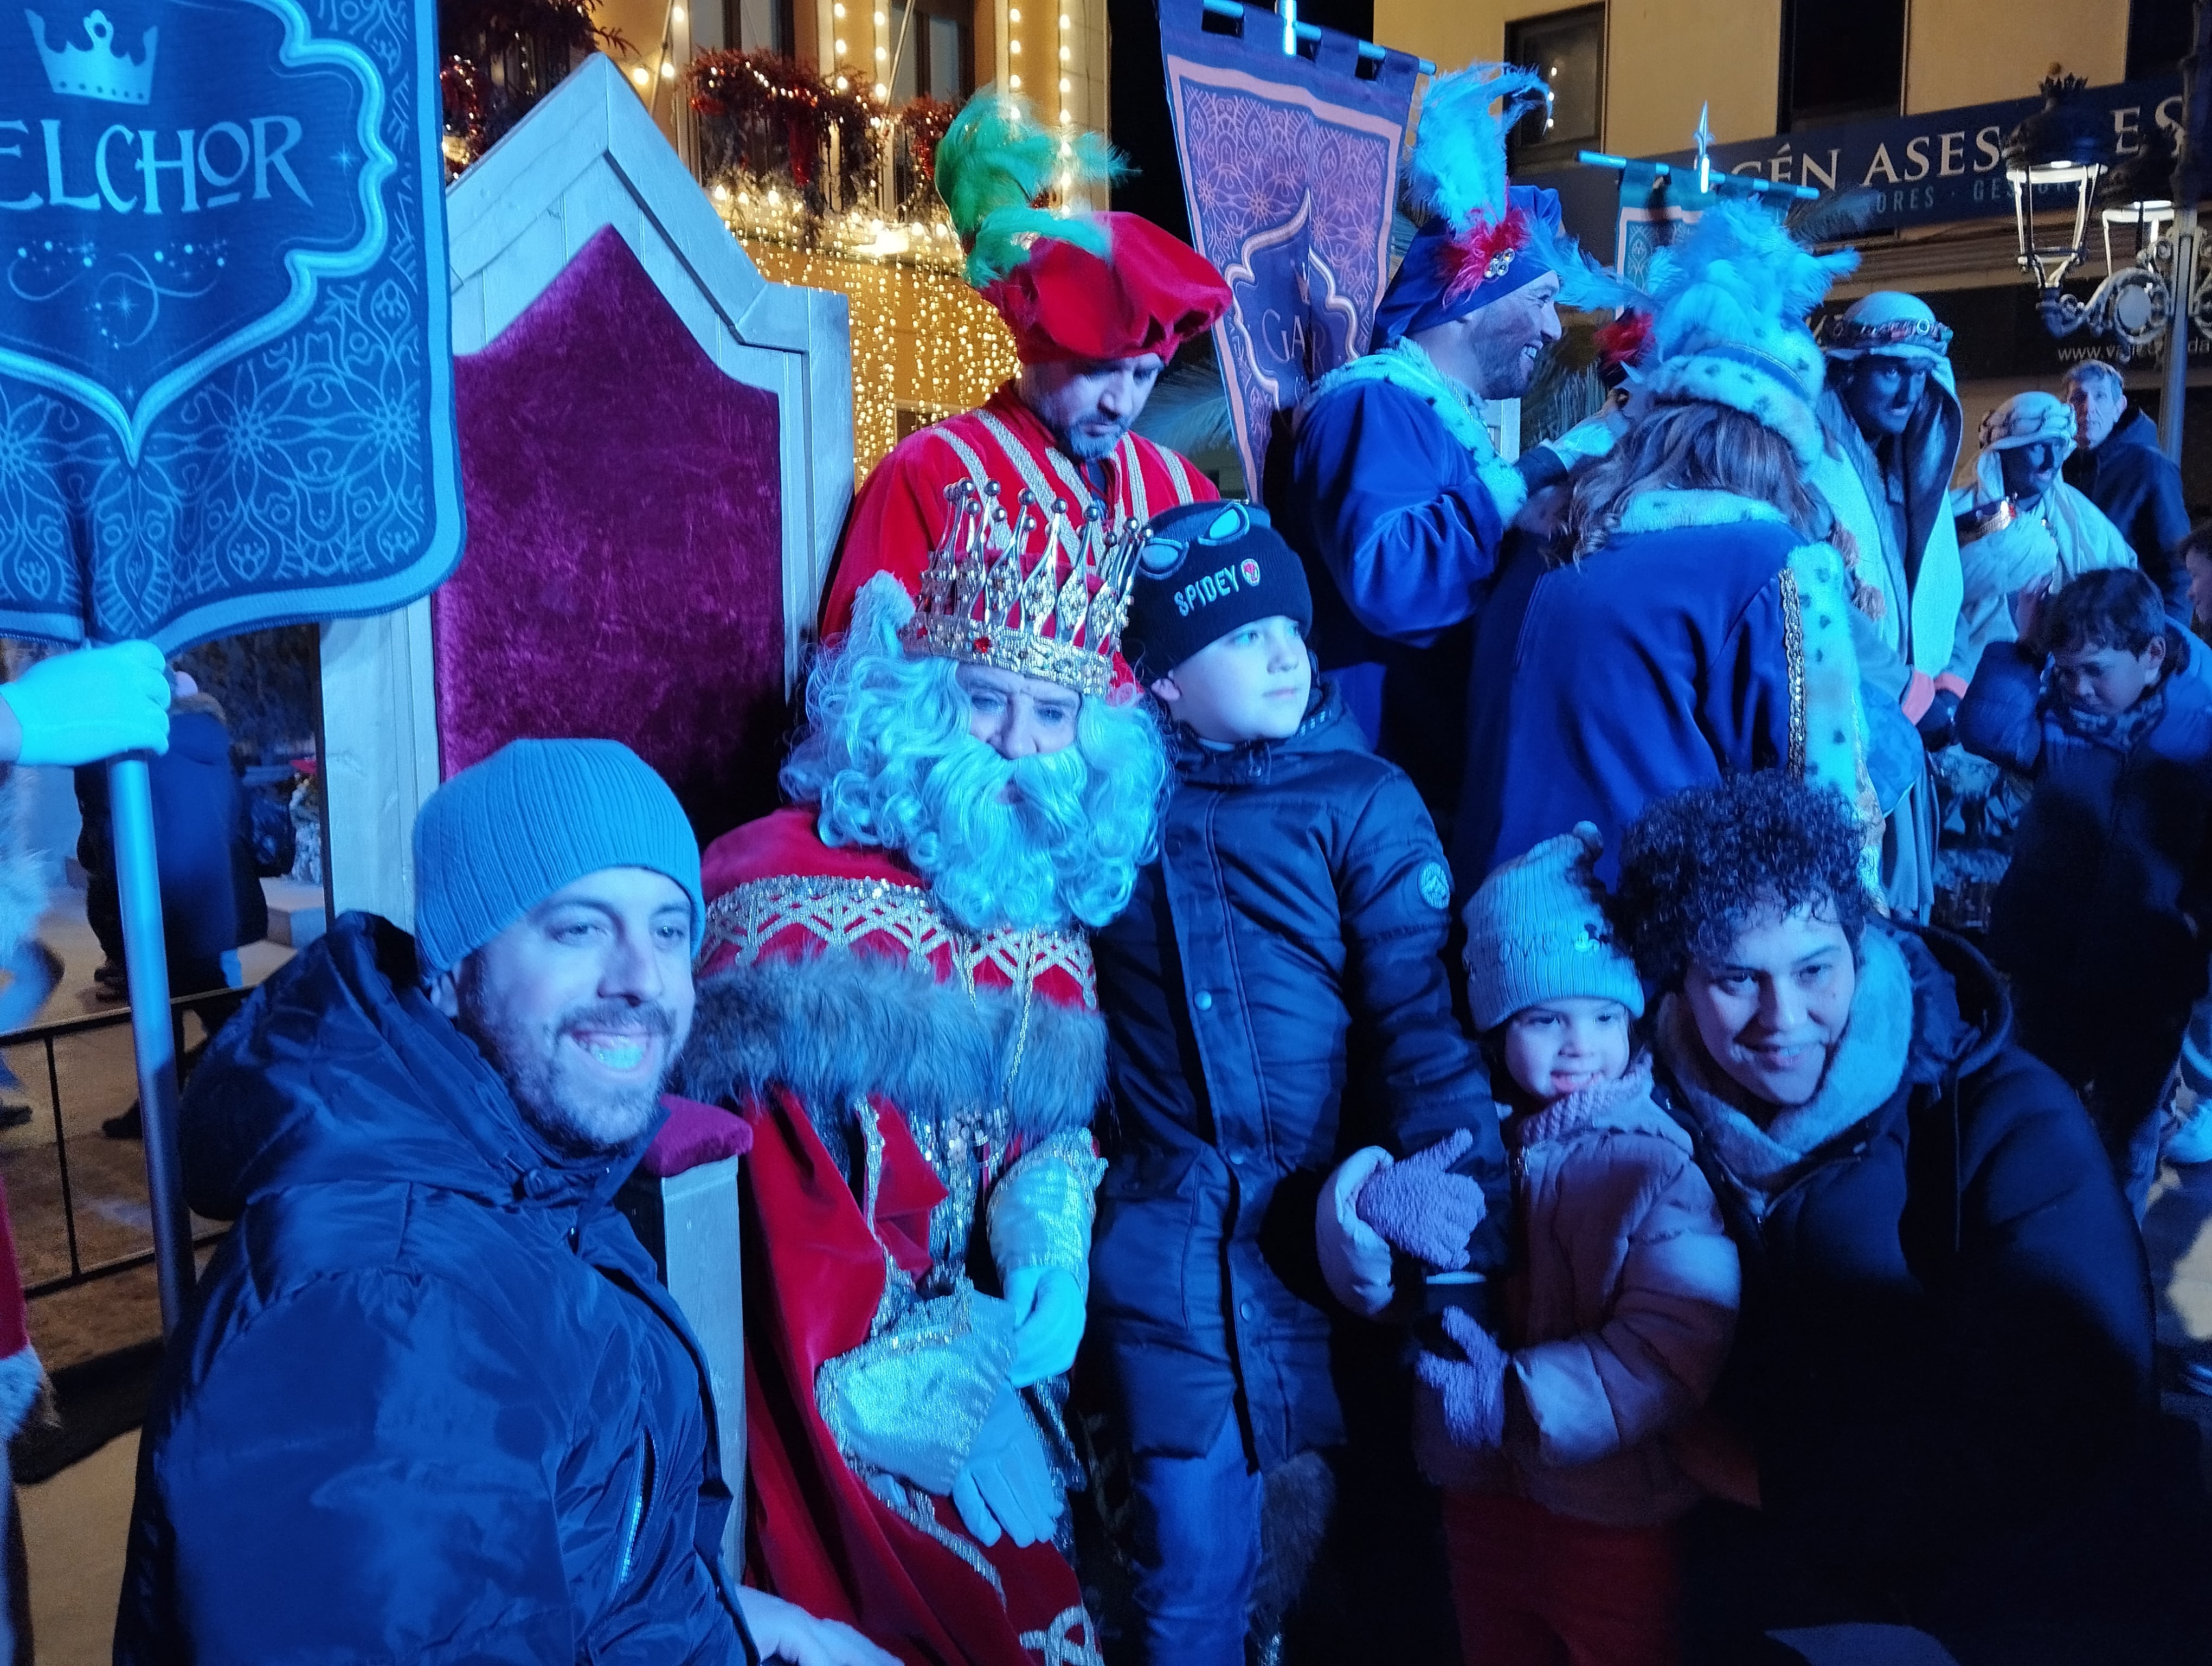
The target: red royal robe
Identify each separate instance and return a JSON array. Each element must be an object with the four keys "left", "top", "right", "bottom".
[
  {"left": 821, "top": 382, "right": 1217, "bottom": 652},
  {"left": 697, "top": 806, "right": 1104, "bottom": 1666}
]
